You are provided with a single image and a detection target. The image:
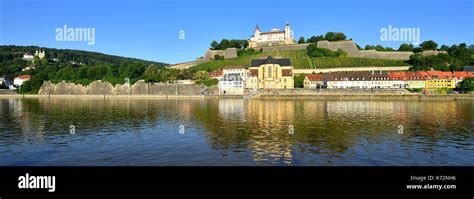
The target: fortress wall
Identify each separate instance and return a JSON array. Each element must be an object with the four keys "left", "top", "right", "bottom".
[
  {"left": 316, "top": 41, "right": 360, "bottom": 56},
  {"left": 178, "top": 84, "right": 202, "bottom": 95},
  {"left": 38, "top": 81, "right": 205, "bottom": 96},
  {"left": 207, "top": 86, "right": 219, "bottom": 95},
  {"left": 317, "top": 40, "right": 413, "bottom": 60},
  {"left": 149, "top": 83, "right": 177, "bottom": 95},
  {"left": 293, "top": 66, "right": 411, "bottom": 74},
  {"left": 88, "top": 81, "right": 114, "bottom": 95},
  {"left": 131, "top": 80, "right": 148, "bottom": 95},
  {"left": 204, "top": 48, "right": 238, "bottom": 60},
  {"left": 251, "top": 44, "right": 309, "bottom": 52},
  {"left": 114, "top": 83, "right": 130, "bottom": 95}
]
